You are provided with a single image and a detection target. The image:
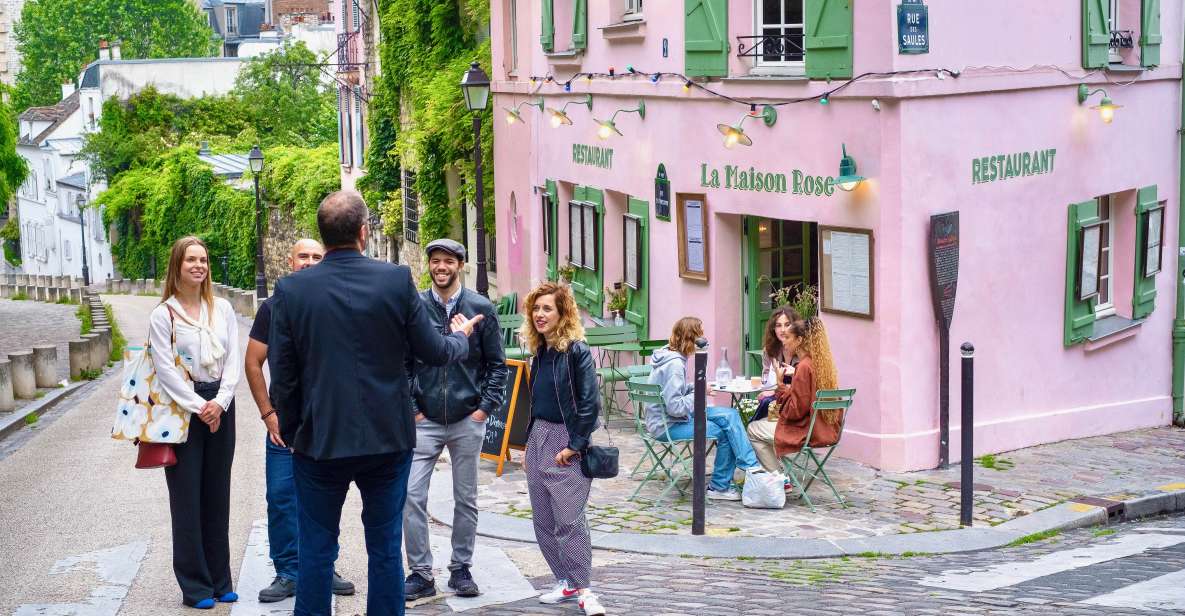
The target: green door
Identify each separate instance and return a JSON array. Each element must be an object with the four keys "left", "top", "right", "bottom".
[
  {"left": 624, "top": 196, "right": 650, "bottom": 335},
  {"left": 544, "top": 180, "right": 559, "bottom": 280},
  {"left": 743, "top": 217, "right": 816, "bottom": 375}
]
